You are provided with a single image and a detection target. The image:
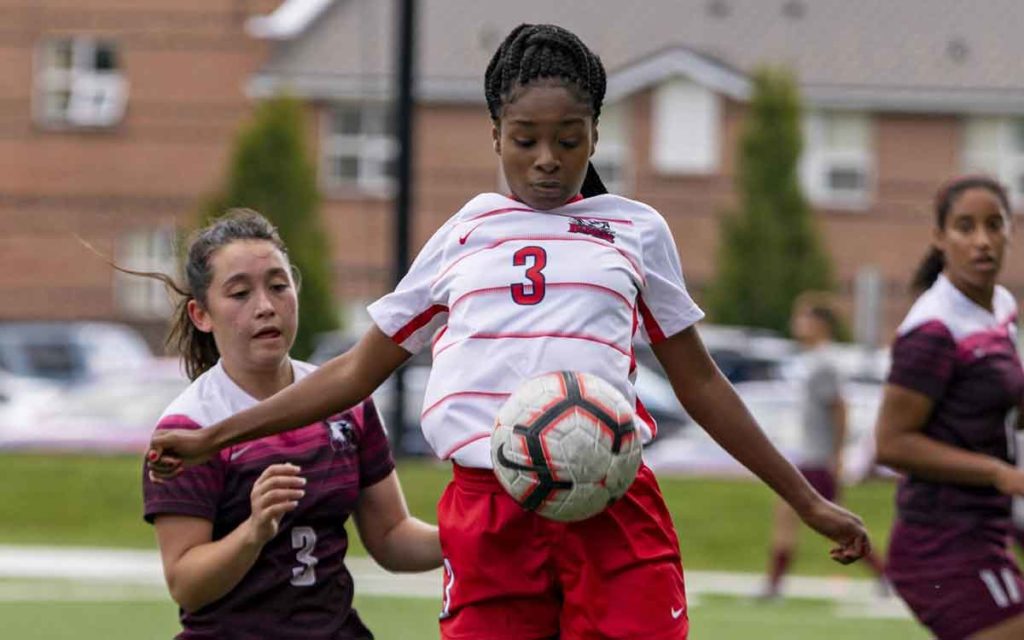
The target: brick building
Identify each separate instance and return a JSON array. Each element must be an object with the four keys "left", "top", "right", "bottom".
[{"left": 5, "top": 0, "right": 1024, "bottom": 347}]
